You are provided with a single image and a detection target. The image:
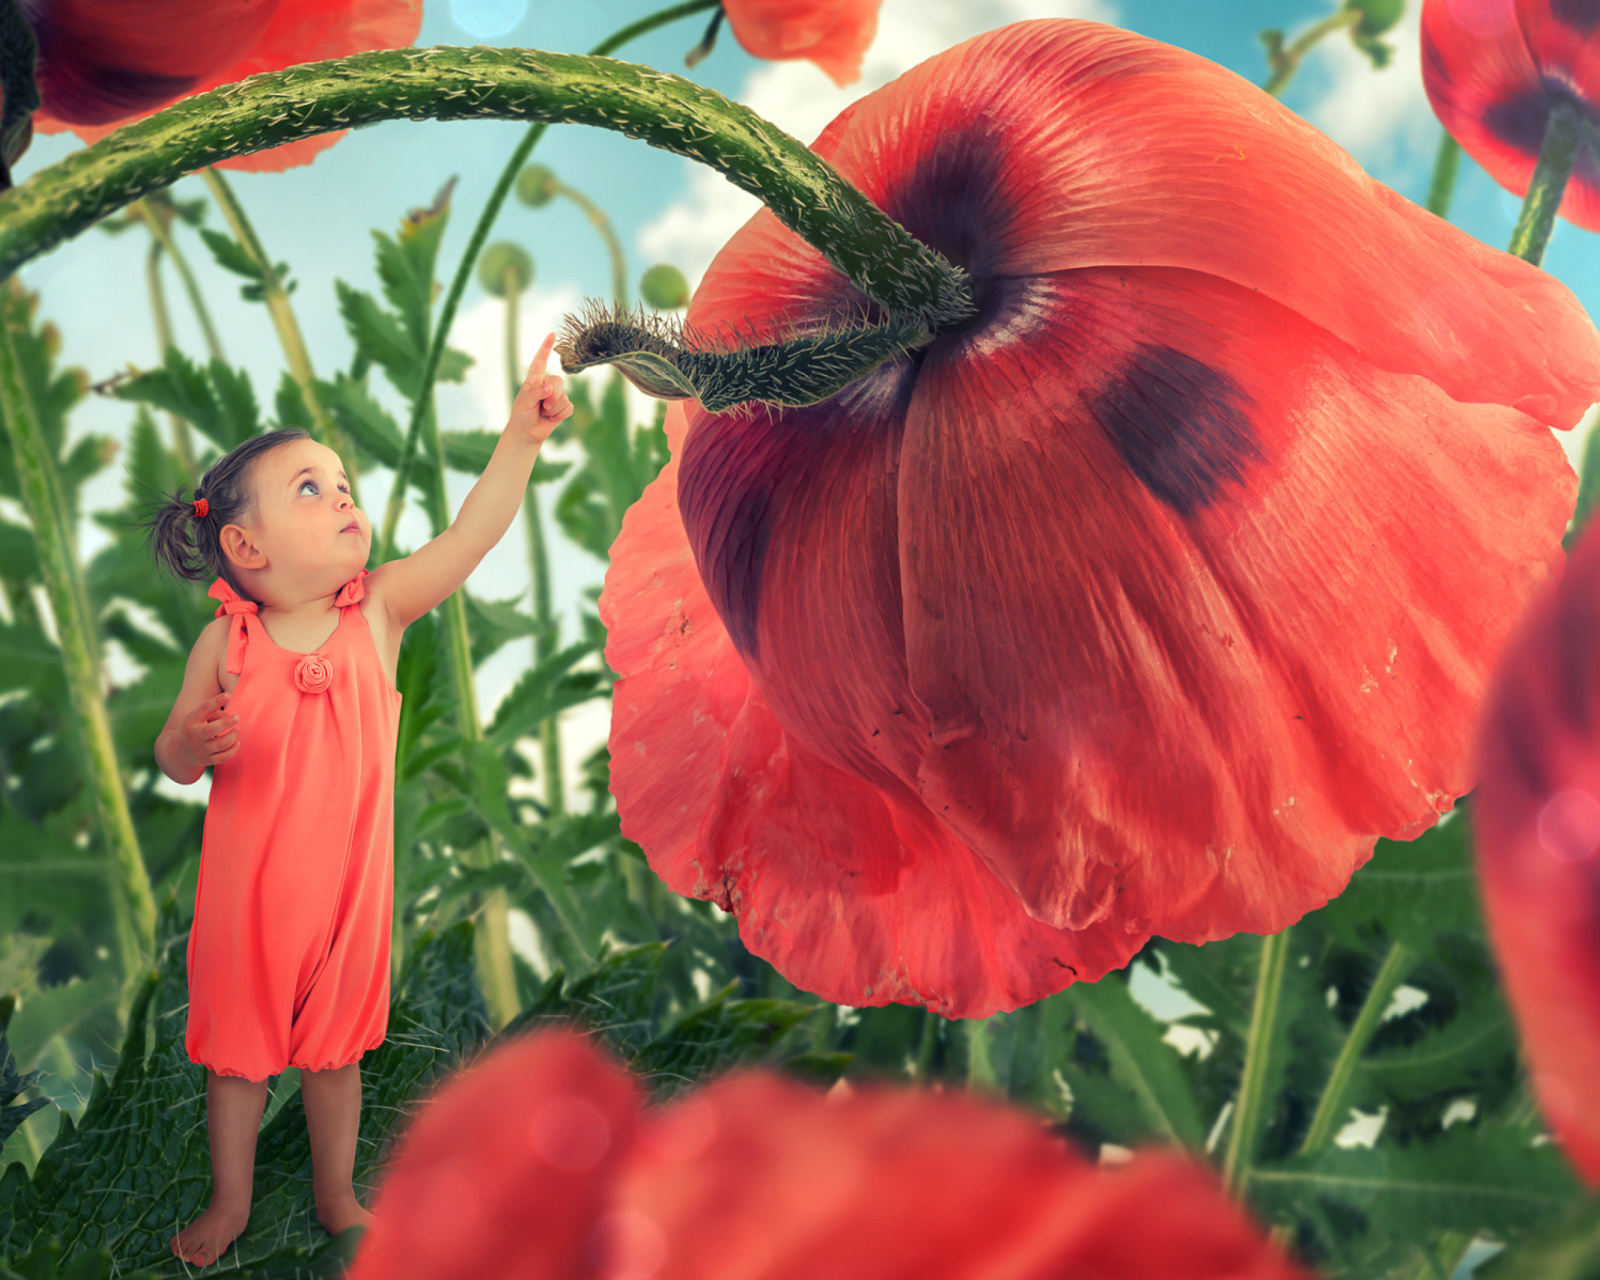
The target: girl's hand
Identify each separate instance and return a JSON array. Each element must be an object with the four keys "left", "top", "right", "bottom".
[
  {"left": 181, "top": 692, "right": 241, "bottom": 768},
  {"left": 511, "top": 333, "right": 574, "bottom": 443}
]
